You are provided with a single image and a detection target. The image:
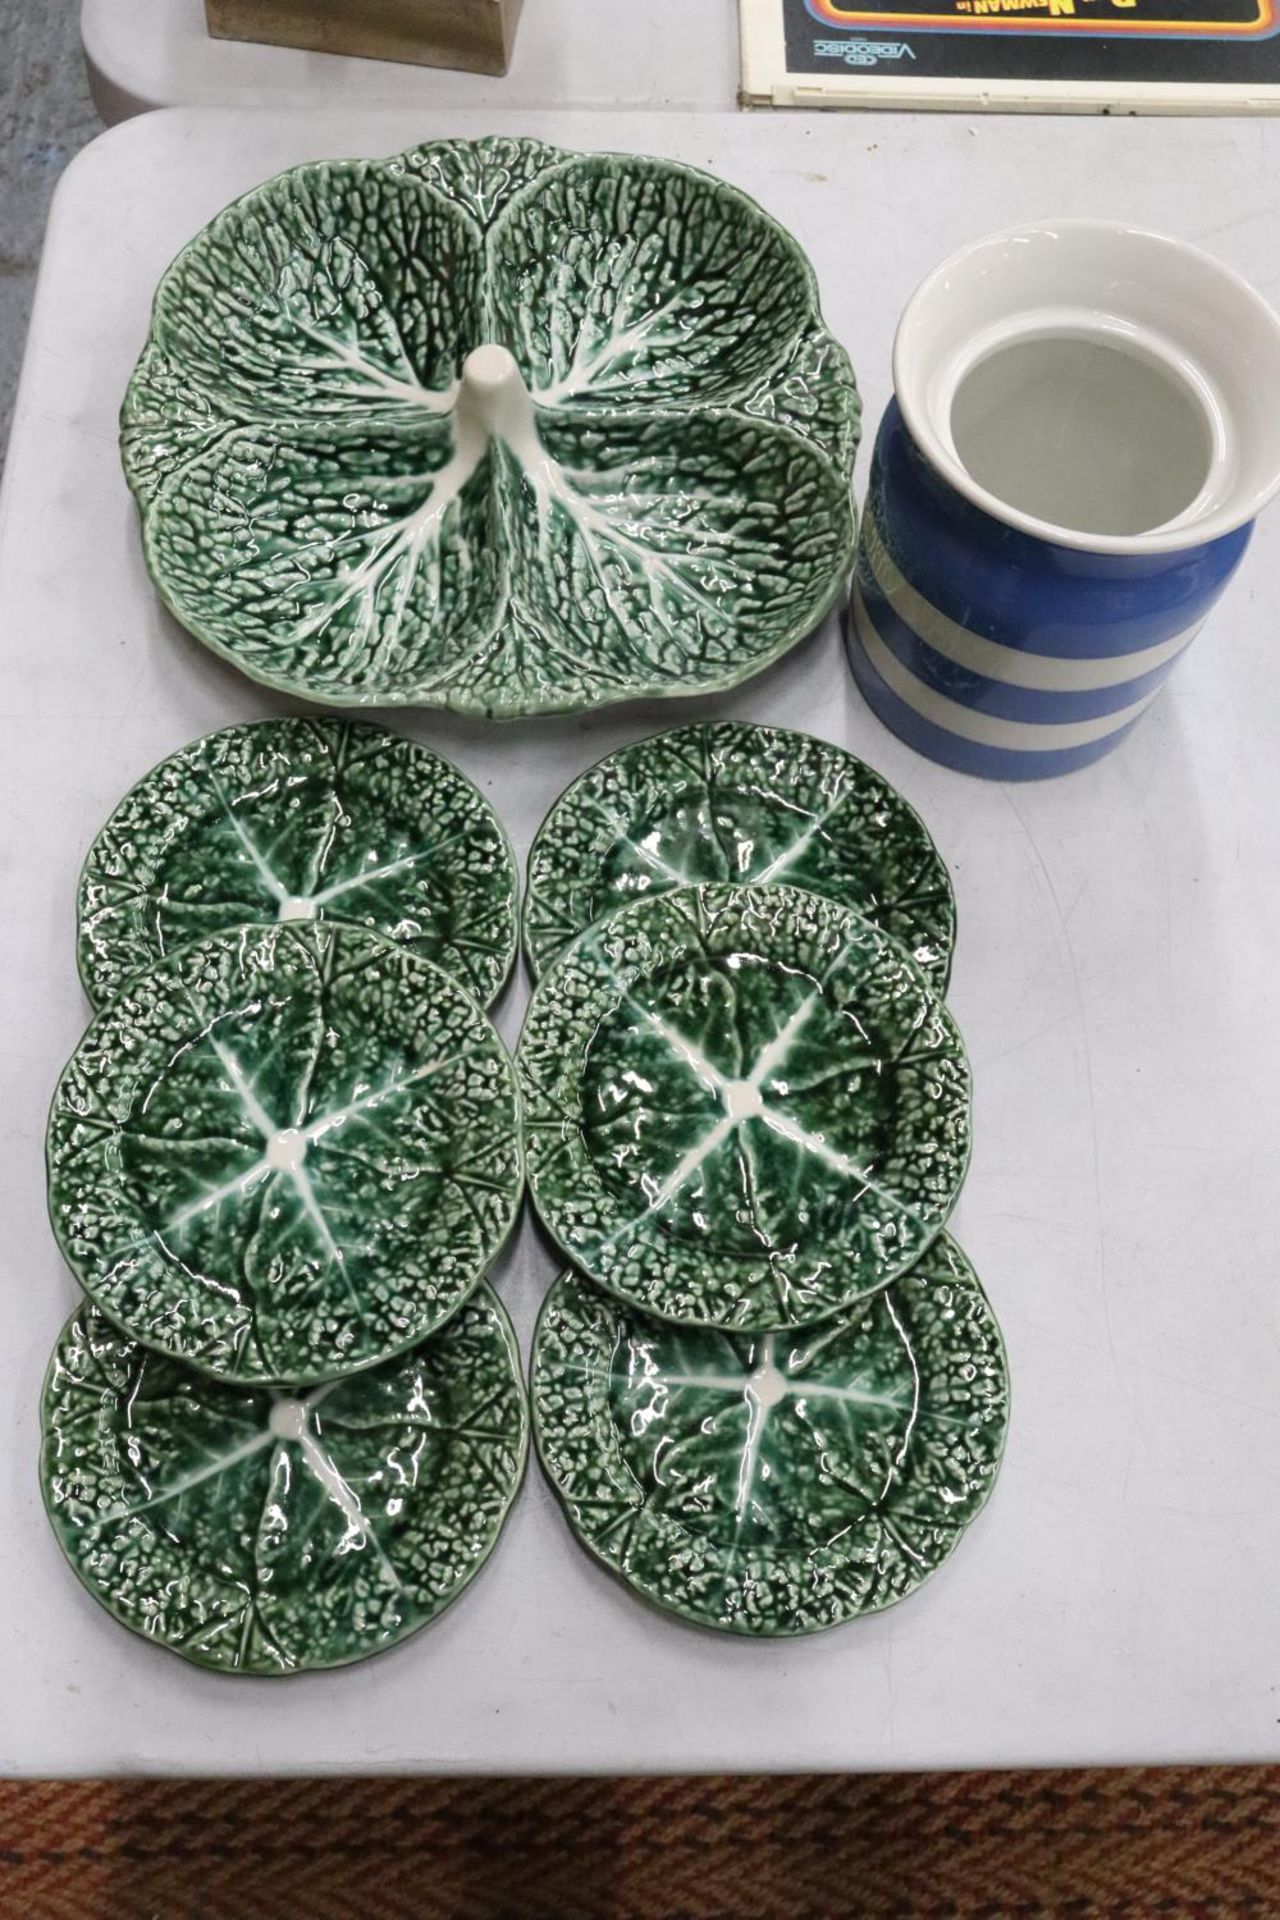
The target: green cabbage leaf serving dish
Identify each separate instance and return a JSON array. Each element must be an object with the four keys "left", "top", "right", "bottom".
[{"left": 122, "top": 136, "right": 859, "bottom": 717}]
